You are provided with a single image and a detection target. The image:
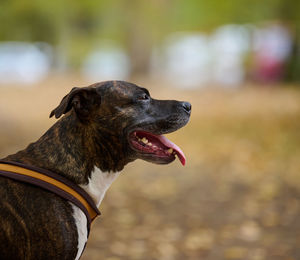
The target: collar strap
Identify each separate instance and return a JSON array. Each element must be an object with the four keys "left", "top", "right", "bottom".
[{"left": 0, "top": 160, "right": 100, "bottom": 234}]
